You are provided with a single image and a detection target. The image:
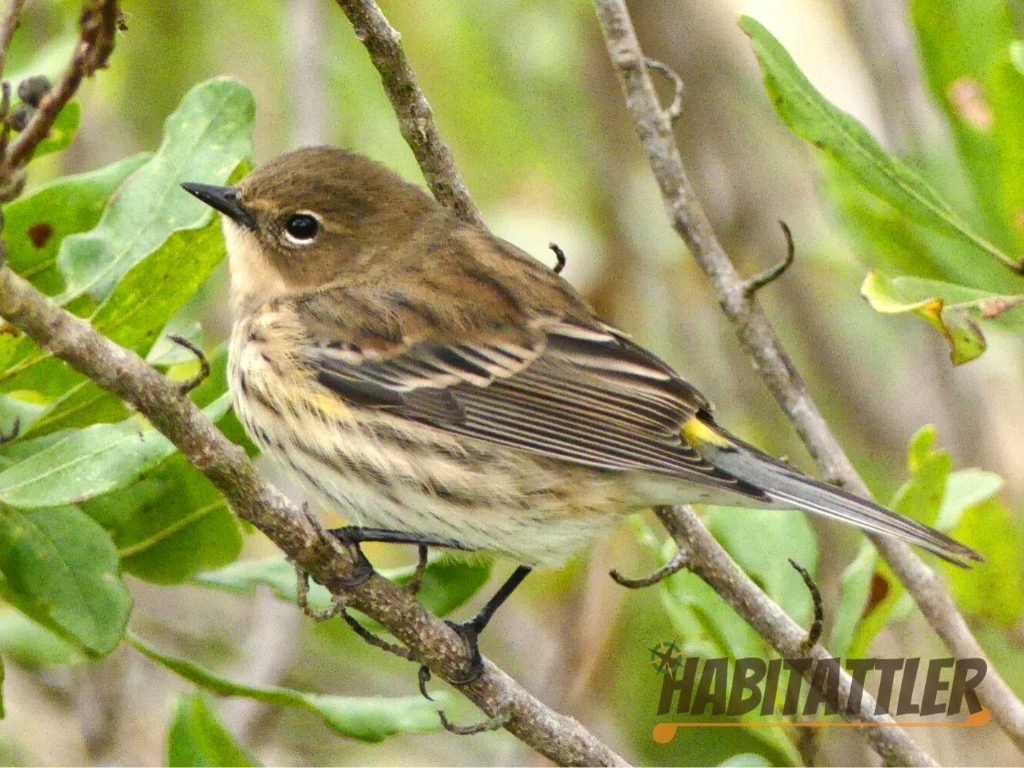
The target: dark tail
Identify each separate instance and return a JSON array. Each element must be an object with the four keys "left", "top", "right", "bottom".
[{"left": 704, "top": 436, "right": 982, "bottom": 568}]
